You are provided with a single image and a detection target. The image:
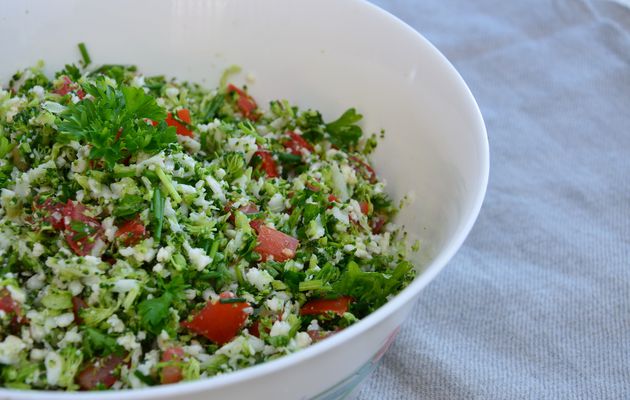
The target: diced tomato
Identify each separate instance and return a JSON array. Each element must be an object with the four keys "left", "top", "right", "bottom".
[
  {"left": 227, "top": 84, "right": 258, "bottom": 120},
  {"left": 53, "top": 76, "right": 74, "bottom": 96},
  {"left": 165, "top": 109, "right": 194, "bottom": 137},
  {"left": 371, "top": 214, "right": 388, "bottom": 234},
  {"left": 72, "top": 296, "right": 88, "bottom": 324},
  {"left": 77, "top": 354, "right": 125, "bottom": 390},
  {"left": 253, "top": 150, "right": 279, "bottom": 178},
  {"left": 307, "top": 330, "right": 336, "bottom": 343},
  {"left": 328, "top": 194, "right": 339, "bottom": 203},
  {"left": 0, "top": 289, "right": 19, "bottom": 316},
  {"left": 359, "top": 201, "right": 370, "bottom": 215},
  {"left": 349, "top": 156, "right": 377, "bottom": 183},
  {"left": 226, "top": 202, "right": 259, "bottom": 224},
  {"left": 254, "top": 225, "right": 299, "bottom": 262},
  {"left": 249, "top": 219, "right": 265, "bottom": 233},
  {"left": 62, "top": 201, "right": 104, "bottom": 256},
  {"left": 306, "top": 183, "right": 320, "bottom": 192},
  {"left": 300, "top": 296, "right": 352, "bottom": 317},
  {"left": 161, "top": 347, "right": 184, "bottom": 385},
  {"left": 32, "top": 197, "right": 65, "bottom": 230},
  {"left": 248, "top": 320, "right": 271, "bottom": 338},
  {"left": 181, "top": 292, "right": 250, "bottom": 345},
  {"left": 284, "top": 131, "right": 314, "bottom": 155},
  {"left": 115, "top": 217, "right": 147, "bottom": 247}
]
